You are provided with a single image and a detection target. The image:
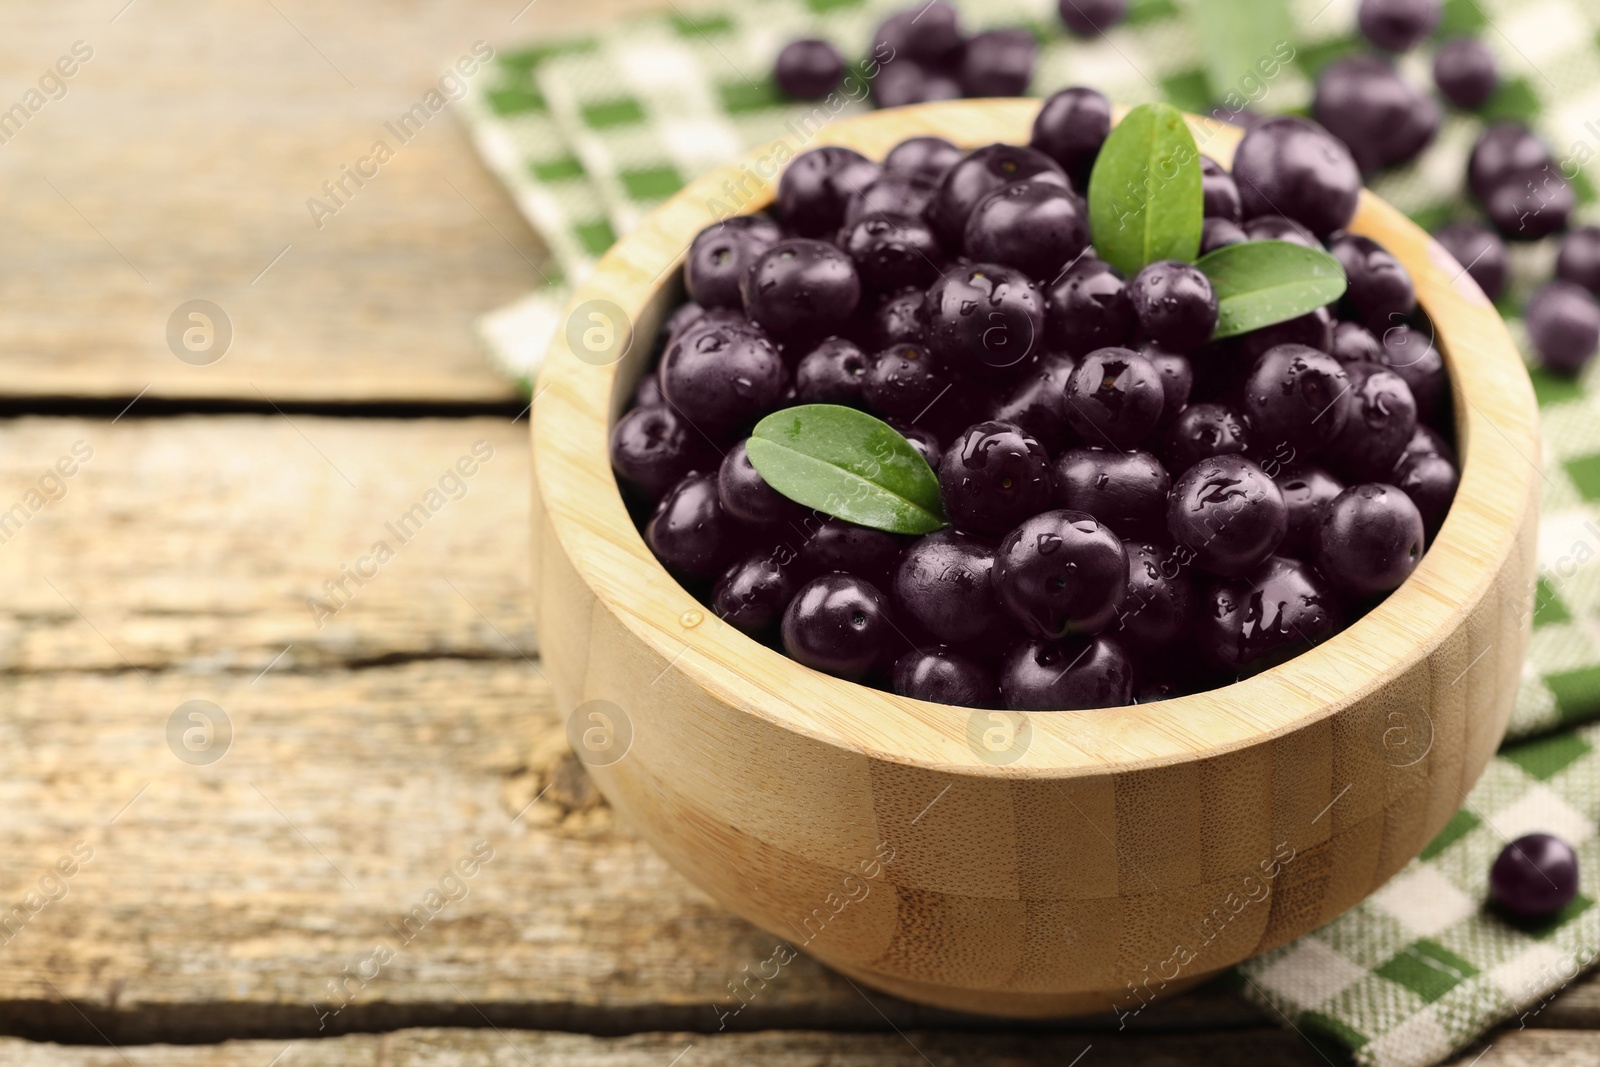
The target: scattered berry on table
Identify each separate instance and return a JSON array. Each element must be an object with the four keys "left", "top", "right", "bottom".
[{"left": 1490, "top": 834, "right": 1580, "bottom": 918}]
